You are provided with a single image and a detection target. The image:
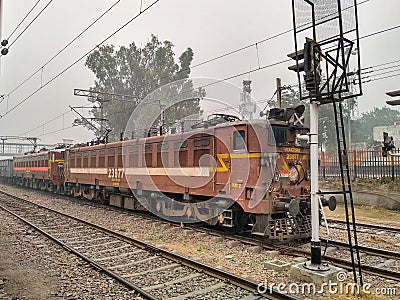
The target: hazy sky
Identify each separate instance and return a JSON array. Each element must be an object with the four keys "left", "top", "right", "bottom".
[{"left": 0, "top": 0, "right": 399, "bottom": 144}]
